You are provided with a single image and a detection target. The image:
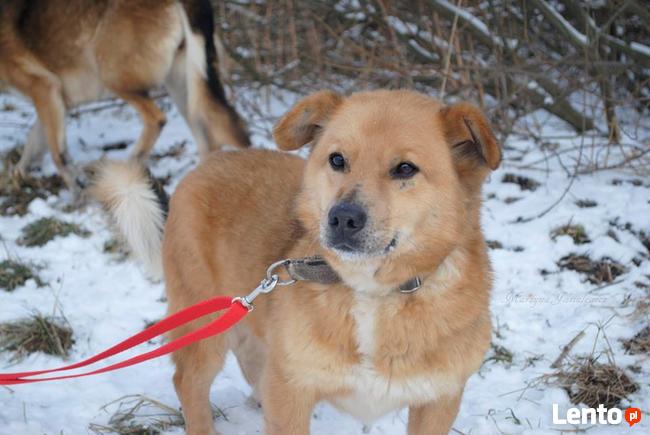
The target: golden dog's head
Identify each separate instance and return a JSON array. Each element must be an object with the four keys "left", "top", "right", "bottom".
[{"left": 274, "top": 90, "right": 501, "bottom": 288}]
